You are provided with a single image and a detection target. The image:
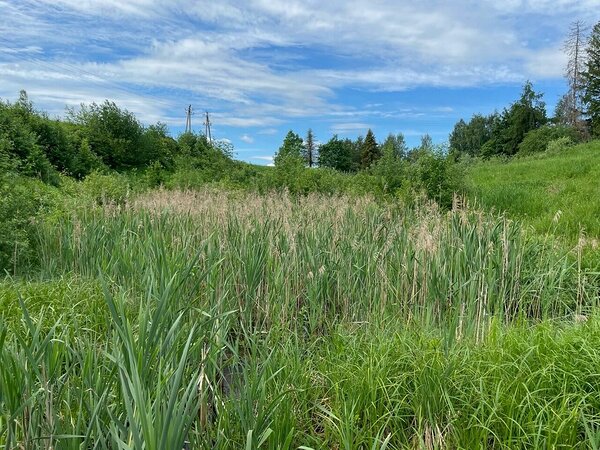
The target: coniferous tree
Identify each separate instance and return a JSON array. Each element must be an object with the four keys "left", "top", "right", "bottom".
[
  {"left": 420, "top": 134, "right": 434, "bottom": 151},
  {"left": 483, "top": 82, "right": 547, "bottom": 156},
  {"left": 582, "top": 22, "right": 600, "bottom": 136},
  {"left": 563, "top": 20, "right": 588, "bottom": 129},
  {"left": 407, "top": 134, "right": 434, "bottom": 161},
  {"left": 303, "top": 128, "right": 316, "bottom": 167},
  {"left": 360, "top": 129, "right": 380, "bottom": 169}
]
